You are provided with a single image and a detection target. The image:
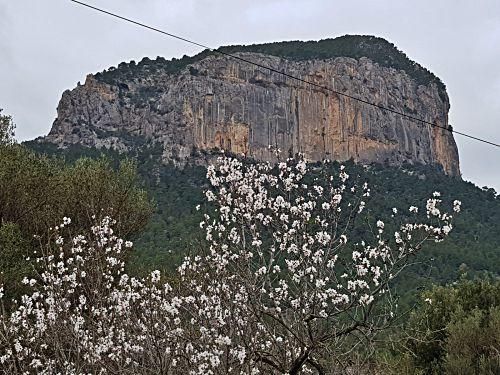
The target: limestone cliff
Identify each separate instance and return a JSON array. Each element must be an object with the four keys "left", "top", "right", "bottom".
[{"left": 45, "top": 36, "right": 460, "bottom": 175}]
